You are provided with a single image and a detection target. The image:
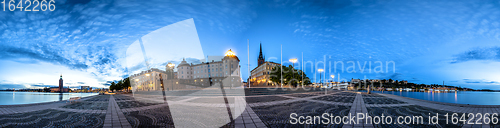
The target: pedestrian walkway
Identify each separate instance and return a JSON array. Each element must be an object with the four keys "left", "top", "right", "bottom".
[
  {"left": 104, "top": 95, "right": 132, "bottom": 128},
  {"left": 343, "top": 93, "right": 372, "bottom": 128}
]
